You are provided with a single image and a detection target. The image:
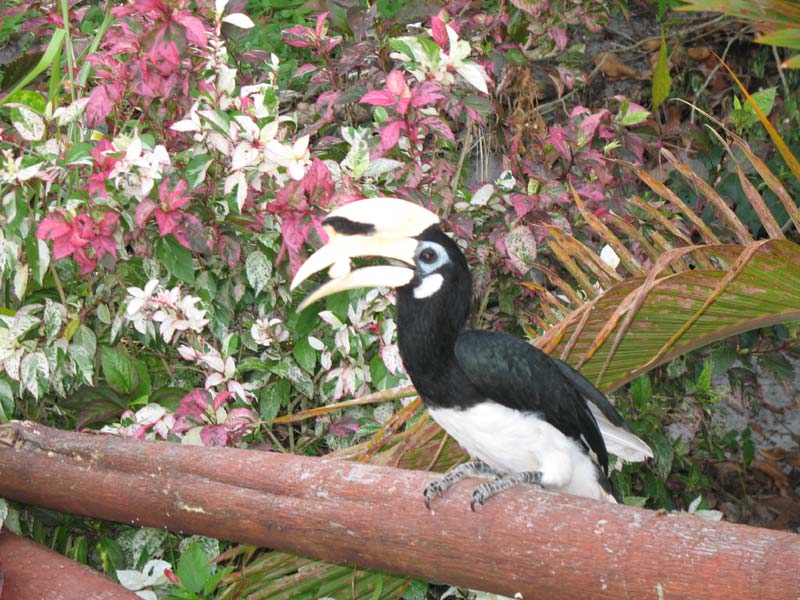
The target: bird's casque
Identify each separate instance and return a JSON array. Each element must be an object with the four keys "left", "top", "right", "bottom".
[{"left": 292, "top": 198, "right": 652, "bottom": 508}]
